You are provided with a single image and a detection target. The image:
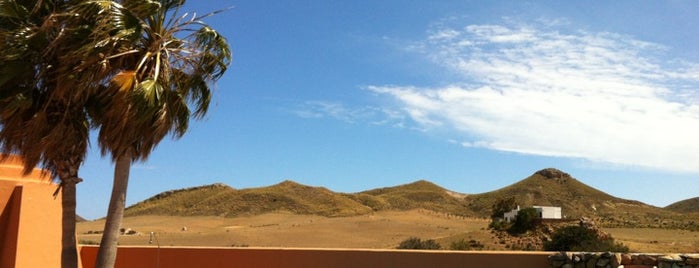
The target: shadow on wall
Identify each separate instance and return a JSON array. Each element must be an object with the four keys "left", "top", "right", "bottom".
[
  {"left": 0, "top": 186, "right": 22, "bottom": 268},
  {"left": 0, "top": 154, "right": 62, "bottom": 267},
  {"left": 79, "top": 246, "right": 551, "bottom": 268}
]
